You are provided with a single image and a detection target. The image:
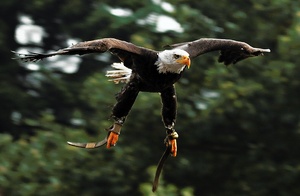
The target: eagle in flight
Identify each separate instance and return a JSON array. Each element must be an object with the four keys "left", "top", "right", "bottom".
[{"left": 13, "top": 38, "right": 270, "bottom": 191}]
